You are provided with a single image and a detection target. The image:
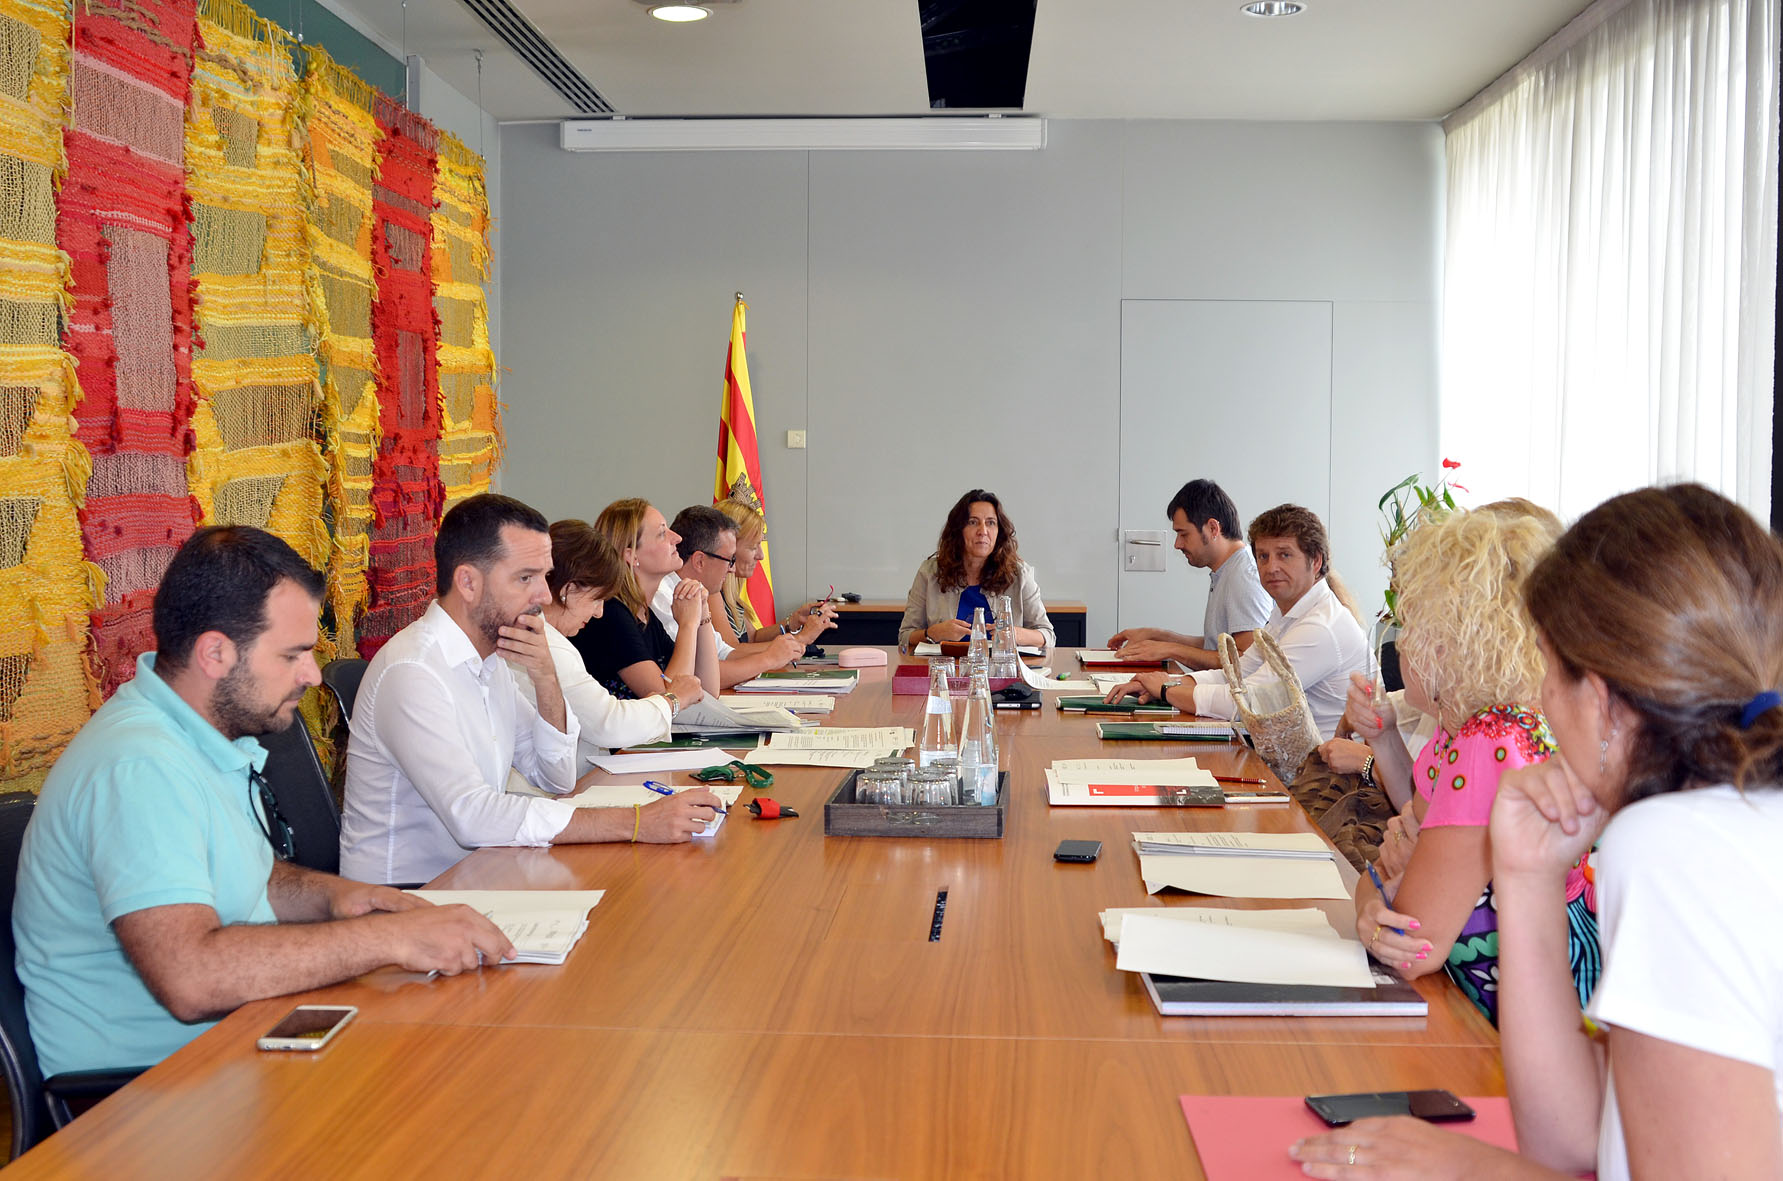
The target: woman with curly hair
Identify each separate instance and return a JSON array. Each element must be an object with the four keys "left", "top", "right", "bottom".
[
  {"left": 897, "top": 490, "right": 1054, "bottom": 652},
  {"left": 1294, "top": 484, "right": 1783, "bottom": 1179},
  {"left": 1352, "top": 505, "right": 1590, "bottom": 1025}
]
